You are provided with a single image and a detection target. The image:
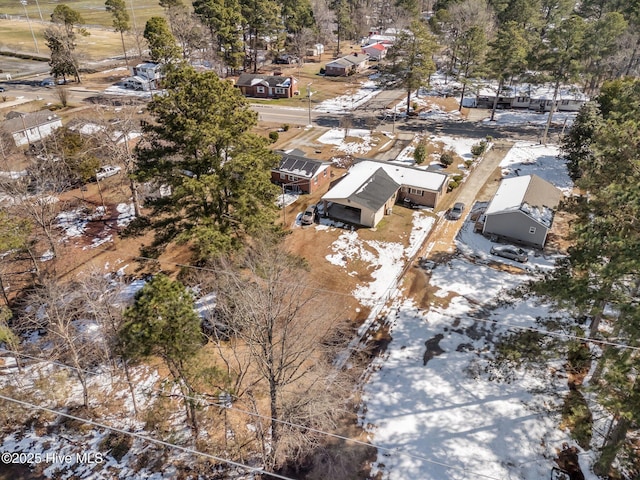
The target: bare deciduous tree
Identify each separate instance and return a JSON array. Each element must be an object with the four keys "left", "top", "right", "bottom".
[
  {"left": 20, "top": 278, "right": 99, "bottom": 407},
  {"left": 215, "top": 236, "right": 351, "bottom": 471}
]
